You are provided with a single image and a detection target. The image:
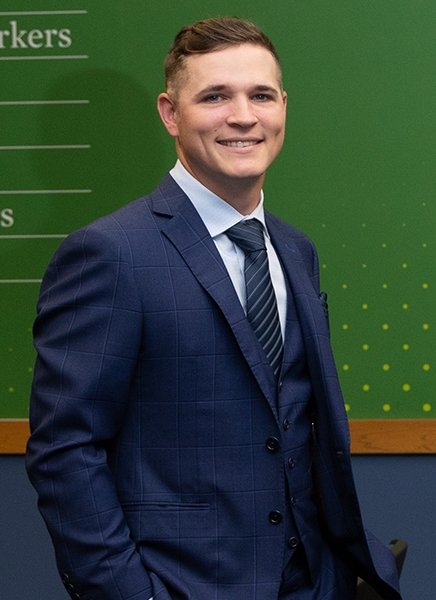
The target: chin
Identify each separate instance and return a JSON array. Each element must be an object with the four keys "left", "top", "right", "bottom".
[
  {"left": 222, "top": 162, "right": 266, "bottom": 177},
  {"left": 230, "top": 168, "right": 266, "bottom": 181}
]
